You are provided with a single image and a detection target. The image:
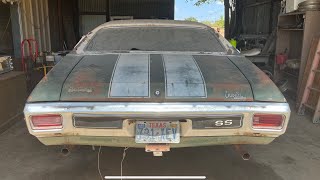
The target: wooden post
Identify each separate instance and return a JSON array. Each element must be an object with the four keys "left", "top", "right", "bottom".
[
  {"left": 224, "top": 0, "right": 230, "bottom": 39},
  {"left": 106, "top": 0, "right": 110, "bottom": 22},
  {"left": 10, "top": 4, "right": 22, "bottom": 58},
  {"left": 58, "top": 0, "right": 64, "bottom": 50}
]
